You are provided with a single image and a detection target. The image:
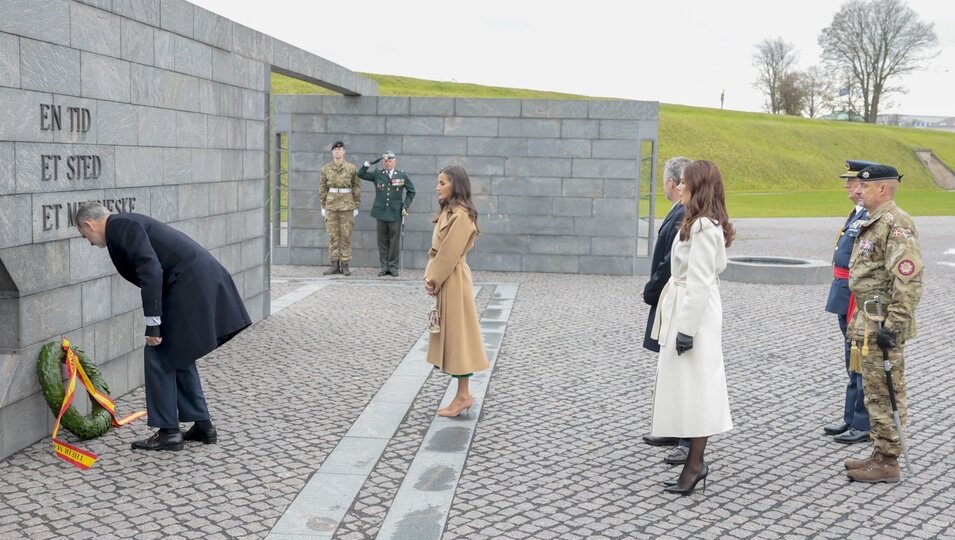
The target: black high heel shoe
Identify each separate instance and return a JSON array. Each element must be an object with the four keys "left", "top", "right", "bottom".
[{"left": 663, "top": 462, "right": 708, "bottom": 495}]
